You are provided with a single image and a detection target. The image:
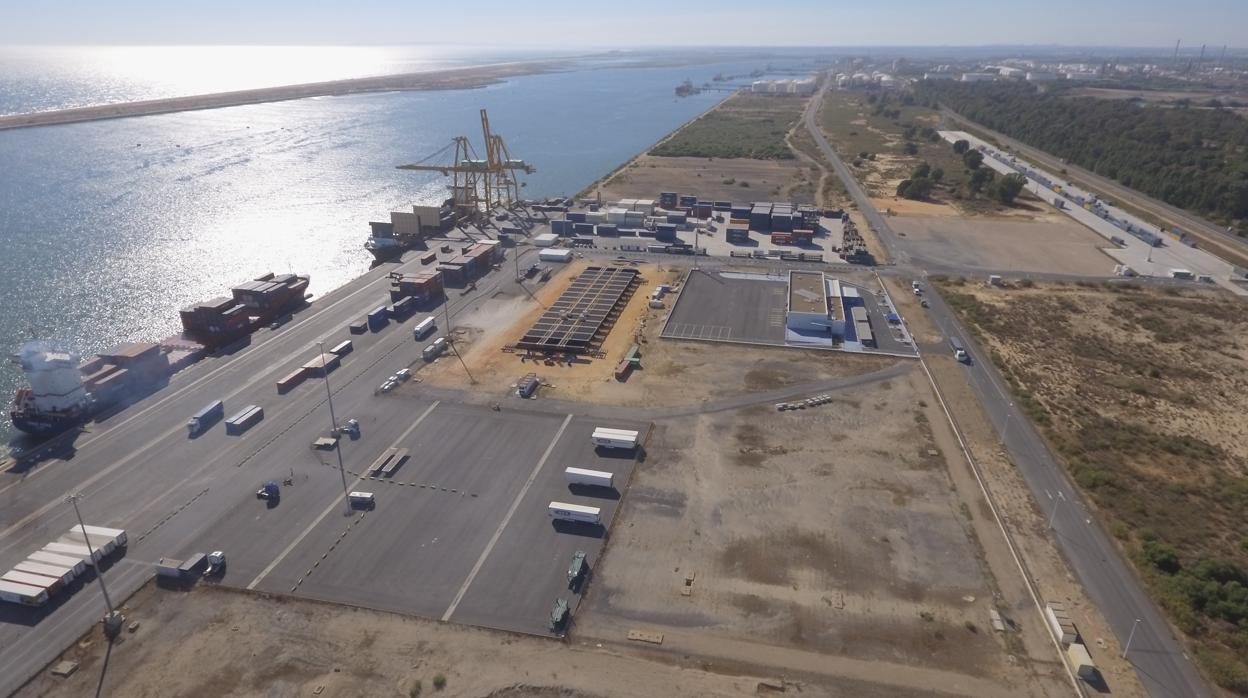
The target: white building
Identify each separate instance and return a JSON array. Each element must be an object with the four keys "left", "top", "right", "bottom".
[
  {"left": 960, "top": 73, "right": 997, "bottom": 82},
  {"left": 998, "top": 67, "right": 1025, "bottom": 78},
  {"left": 923, "top": 72, "right": 956, "bottom": 81},
  {"left": 785, "top": 271, "right": 844, "bottom": 336},
  {"left": 1026, "top": 71, "right": 1058, "bottom": 82},
  {"left": 1064, "top": 71, "right": 1099, "bottom": 80}
]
